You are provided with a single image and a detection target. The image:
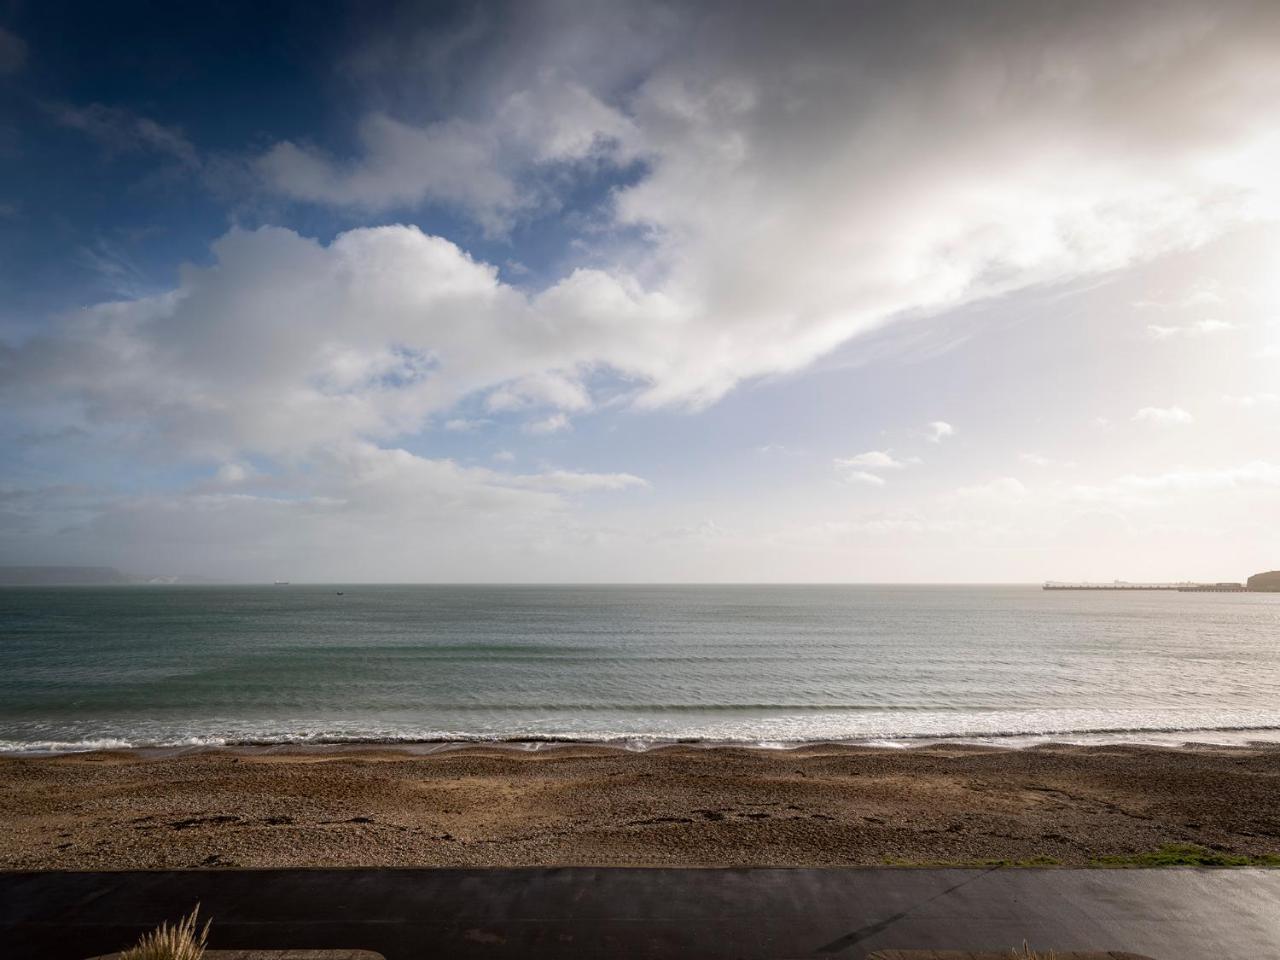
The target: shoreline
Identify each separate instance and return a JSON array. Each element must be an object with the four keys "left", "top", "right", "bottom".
[
  {"left": 7, "top": 723, "right": 1280, "bottom": 758},
  {"left": 4, "top": 740, "right": 1279, "bottom": 870}
]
